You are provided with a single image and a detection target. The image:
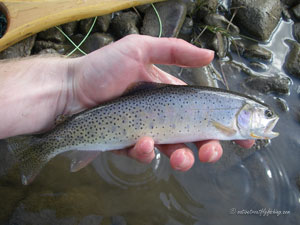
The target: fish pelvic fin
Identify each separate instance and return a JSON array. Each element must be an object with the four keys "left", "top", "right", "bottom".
[
  {"left": 212, "top": 121, "right": 237, "bottom": 136},
  {"left": 67, "top": 150, "right": 101, "bottom": 172},
  {"left": 6, "top": 135, "right": 51, "bottom": 185}
]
